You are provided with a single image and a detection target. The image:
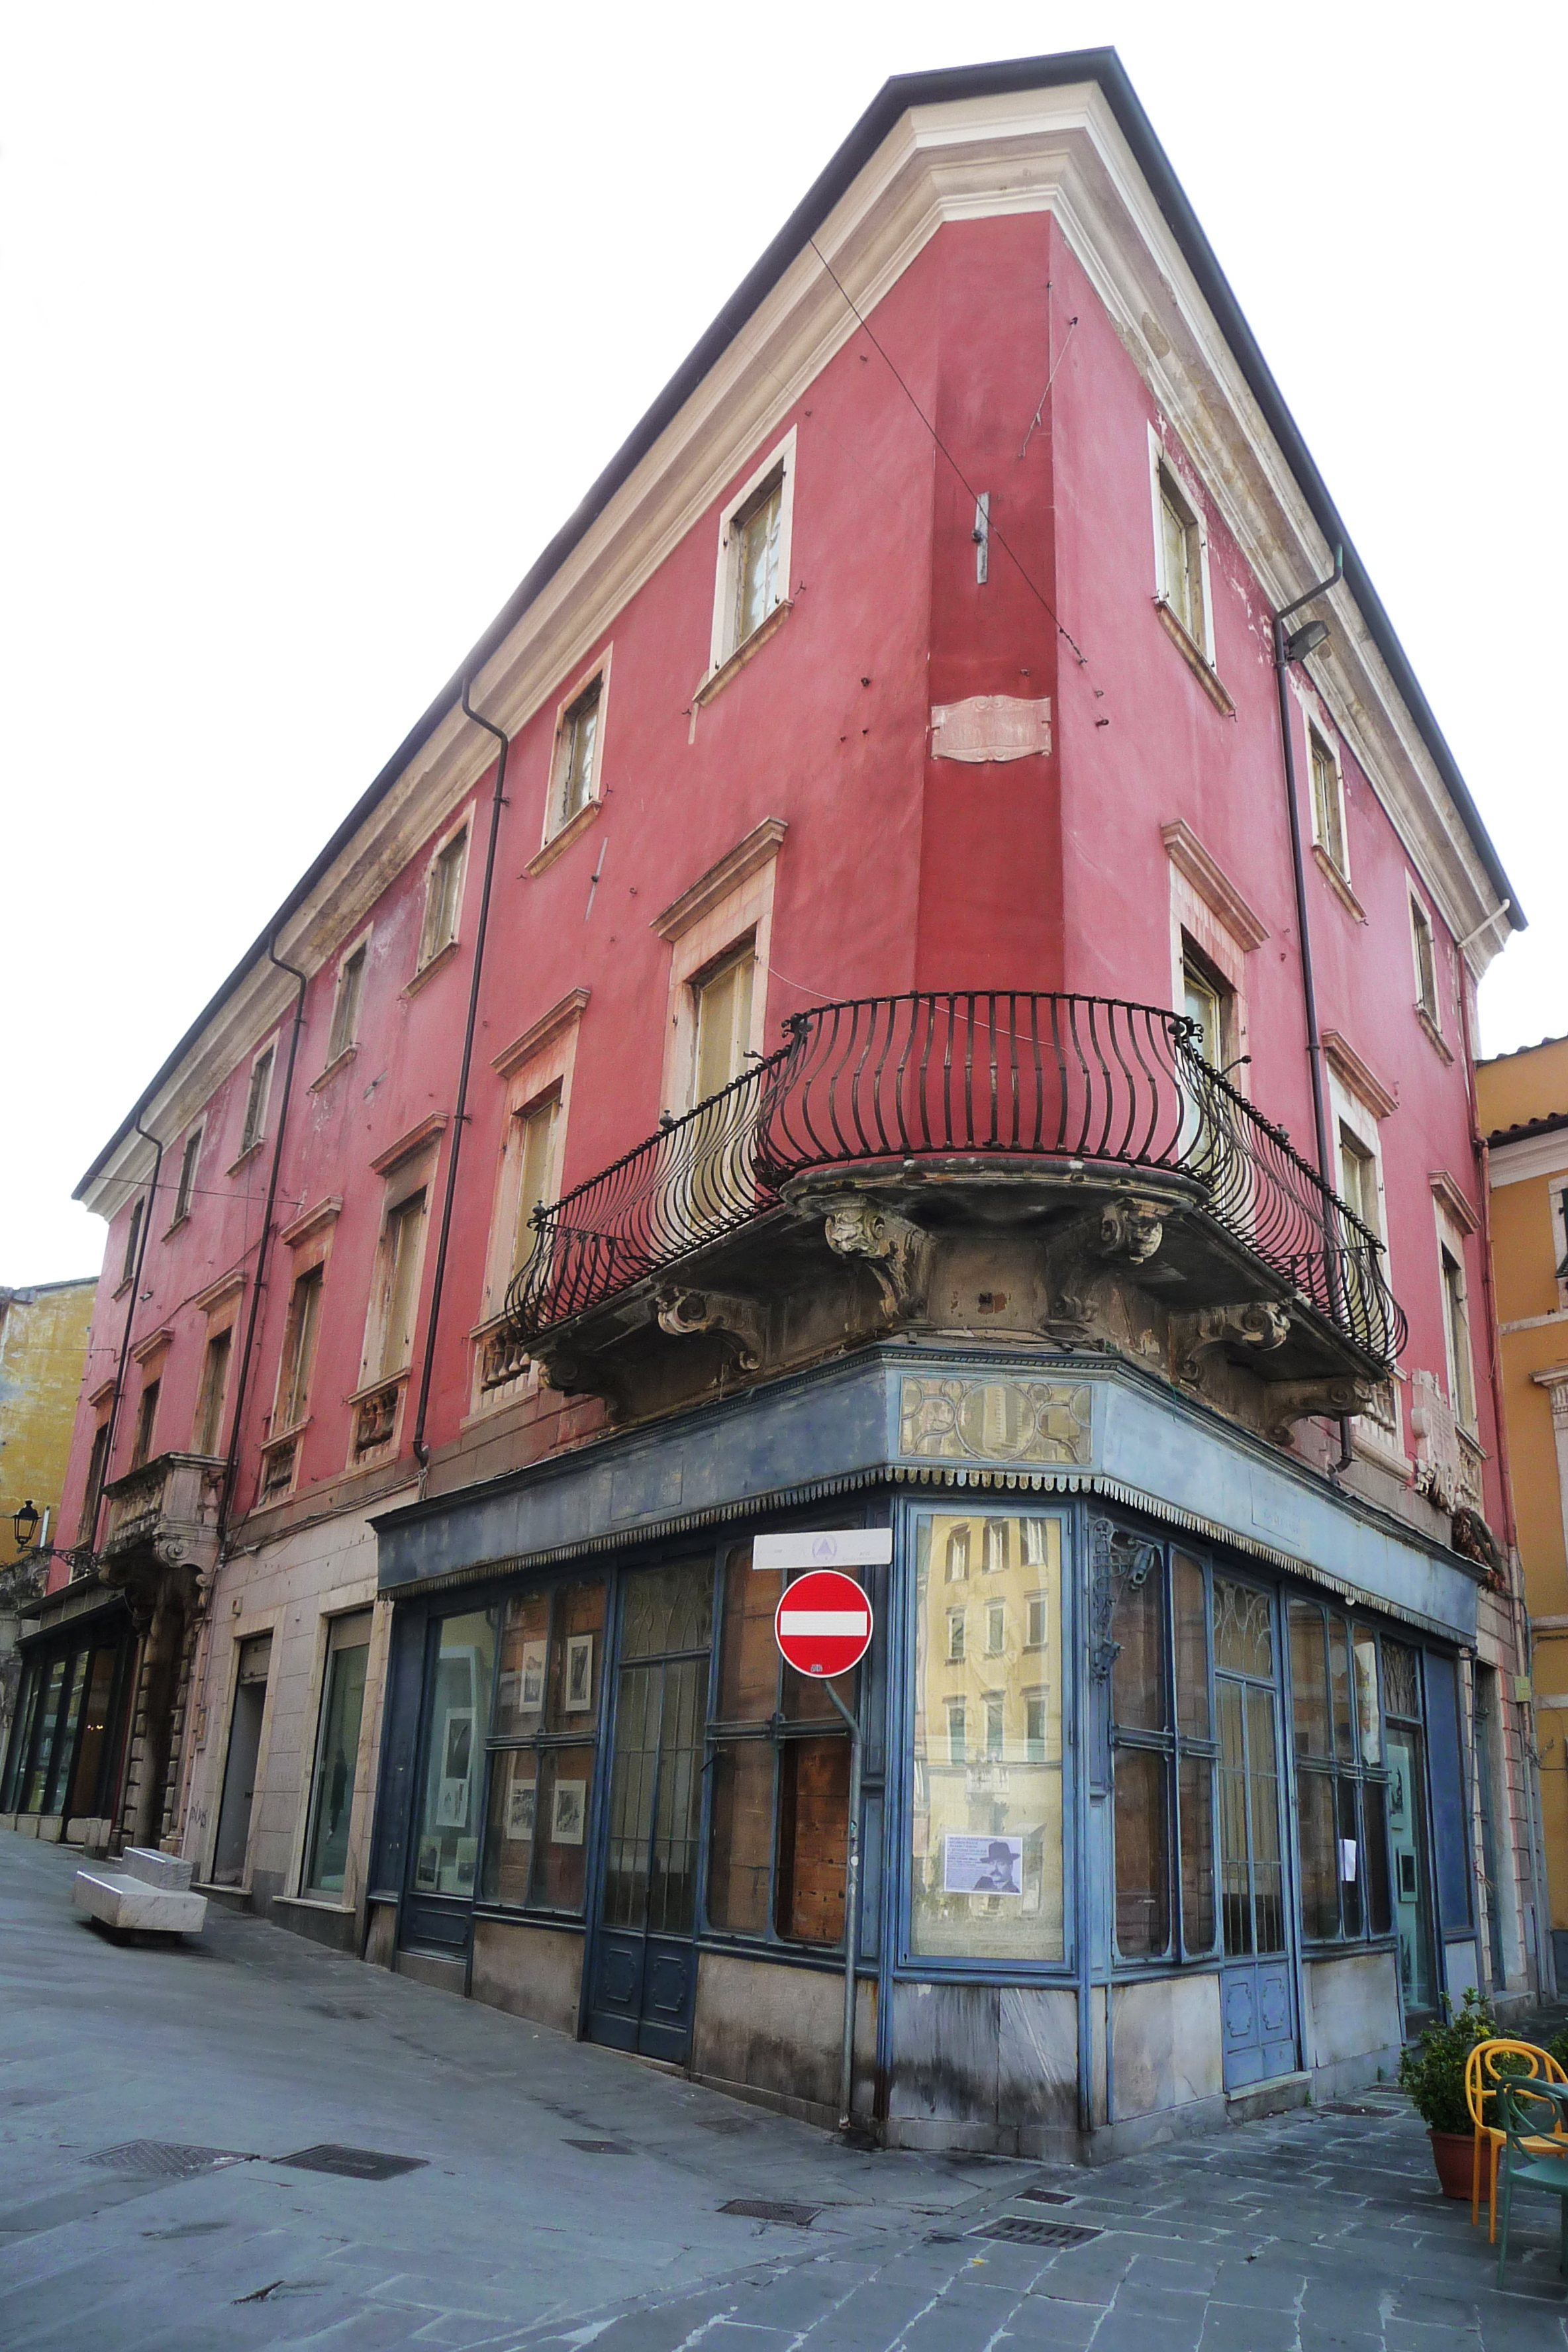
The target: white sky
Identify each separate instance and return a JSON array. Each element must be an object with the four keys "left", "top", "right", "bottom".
[{"left": 3, "top": 2, "right": 1563, "bottom": 1287}]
